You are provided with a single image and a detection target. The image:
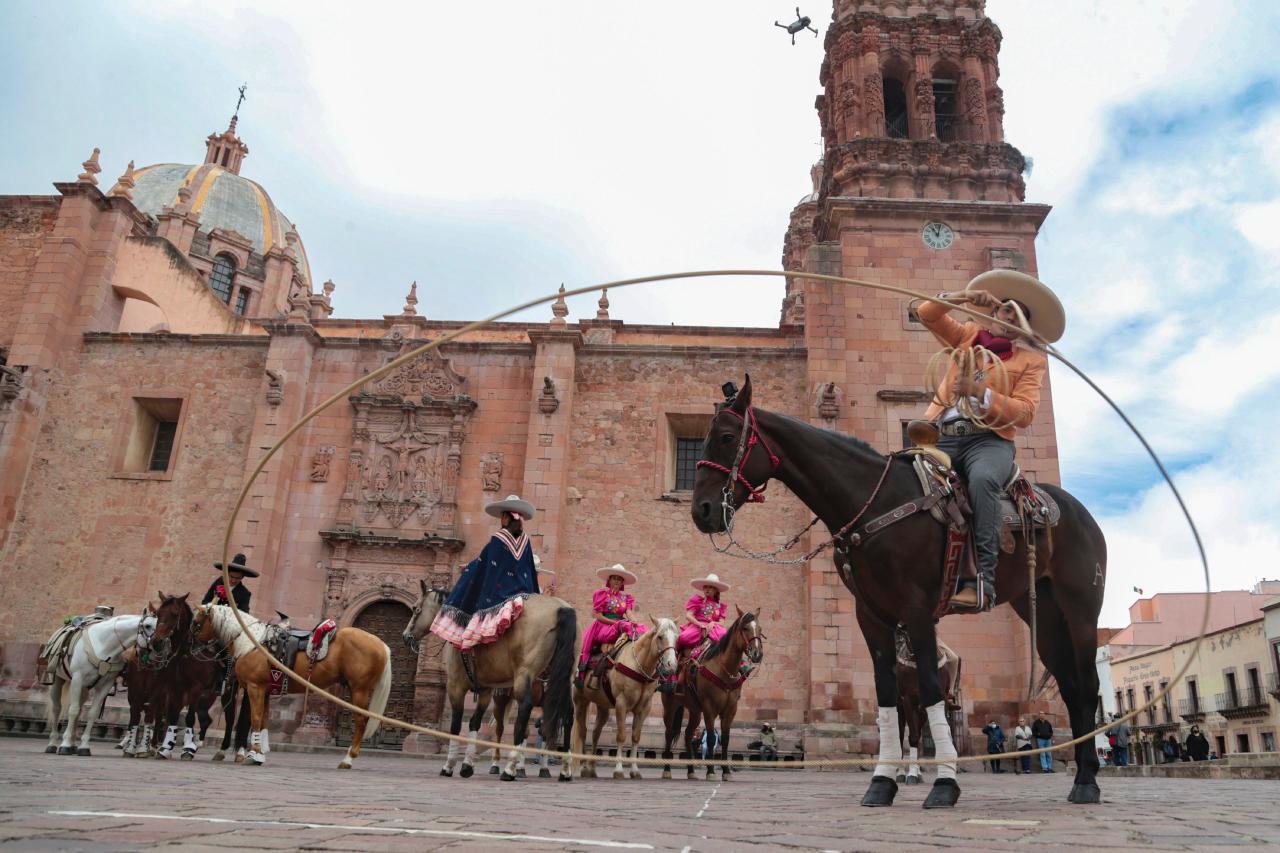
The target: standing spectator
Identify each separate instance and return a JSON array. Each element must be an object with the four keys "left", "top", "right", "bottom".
[
  {"left": 1032, "top": 715, "right": 1055, "bottom": 773},
  {"left": 1109, "top": 715, "right": 1131, "bottom": 767},
  {"left": 1012, "top": 718, "right": 1033, "bottom": 774},
  {"left": 1186, "top": 725, "right": 1210, "bottom": 761},
  {"left": 982, "top": 720, "right": 1006, "bottom": 773}
]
